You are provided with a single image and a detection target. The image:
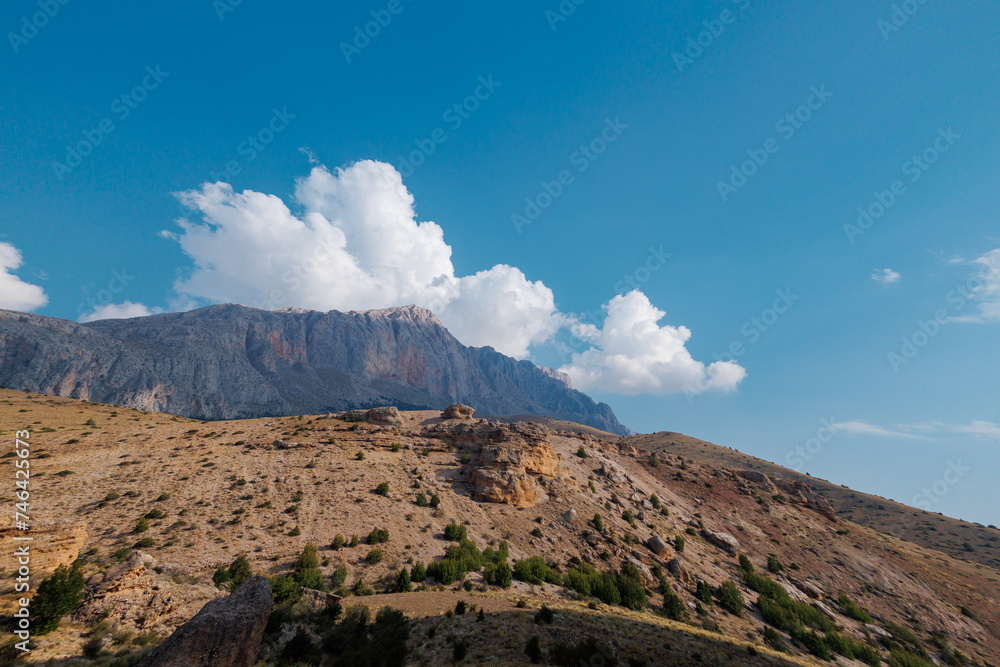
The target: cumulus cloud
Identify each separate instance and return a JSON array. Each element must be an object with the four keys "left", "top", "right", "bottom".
[
  {"left": 557, "top": 291, "right": 746, "bottom": 395},
  {"left": 951, "top": 248, "right": 1000, "bottom": 323},
  {"left": 161, "top": 159, "right": 742, "bottom": 393},
  {"left": 872, "top": 268, "right": 900, "bottom": 284},
  {"left": 0, "top": 242, "right": 48, "bottom": 312},
  {"left": 78, "top": 301, "right": 160, "bottom": 323}
]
